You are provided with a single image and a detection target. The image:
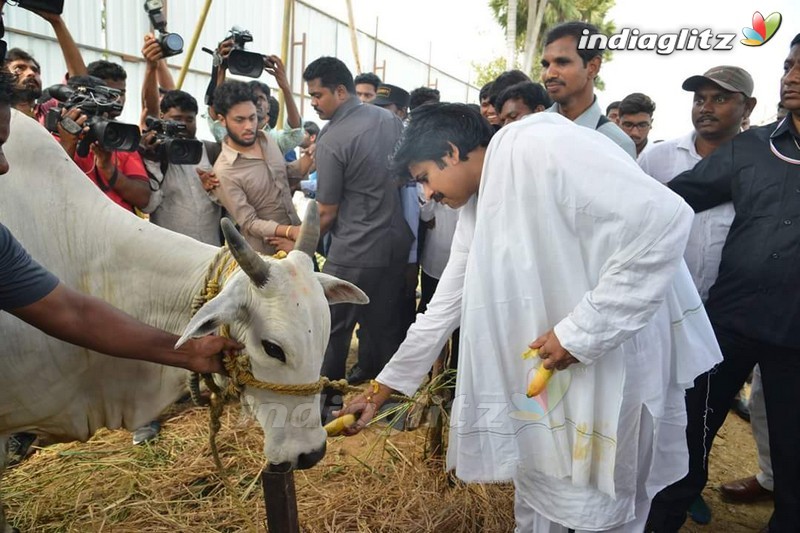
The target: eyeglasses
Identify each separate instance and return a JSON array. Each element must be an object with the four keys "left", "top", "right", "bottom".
[{"left": 620, "top": 121, "right": 652, "bottom": 131}]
